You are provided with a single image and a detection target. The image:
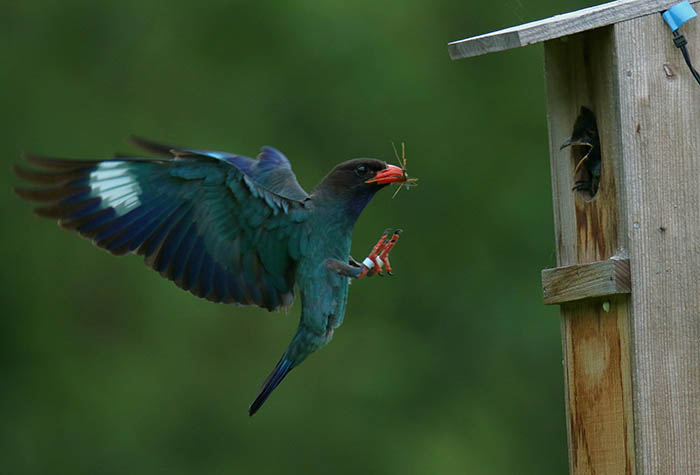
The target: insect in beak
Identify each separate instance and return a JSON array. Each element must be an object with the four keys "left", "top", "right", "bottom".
[{"left": 390, "top": 142, "right": 418, "bottom": 199}]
